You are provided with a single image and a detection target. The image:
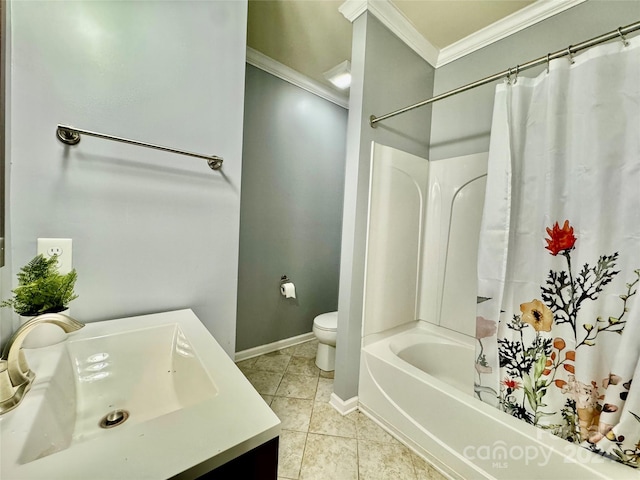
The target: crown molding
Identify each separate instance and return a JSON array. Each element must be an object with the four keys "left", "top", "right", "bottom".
[
  {"left": 340, "top": 0, "right": 439, "bottom": 67},
  {"left": 437, "top": 0, "right": 588, "bottom": 67},
  {"left": 338, "top": 0, "right": 368, "bottom": 22},
  {"left": 246, "top": 47, "right": 349, "bottom": 109},
  {"left": 368, "top": 0, "right": 440, "bottom": 67},
  {"left": 340, "top": 0, "right": 588, "bottom": 69}
]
